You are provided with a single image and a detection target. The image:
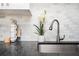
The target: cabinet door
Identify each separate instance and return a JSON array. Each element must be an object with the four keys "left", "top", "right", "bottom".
[
  {"left": 0, "top": 3, "right": 8, "bottom": 9},
  {"left": 0, "top": 3, "right": 30, "bottom": 9}
]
